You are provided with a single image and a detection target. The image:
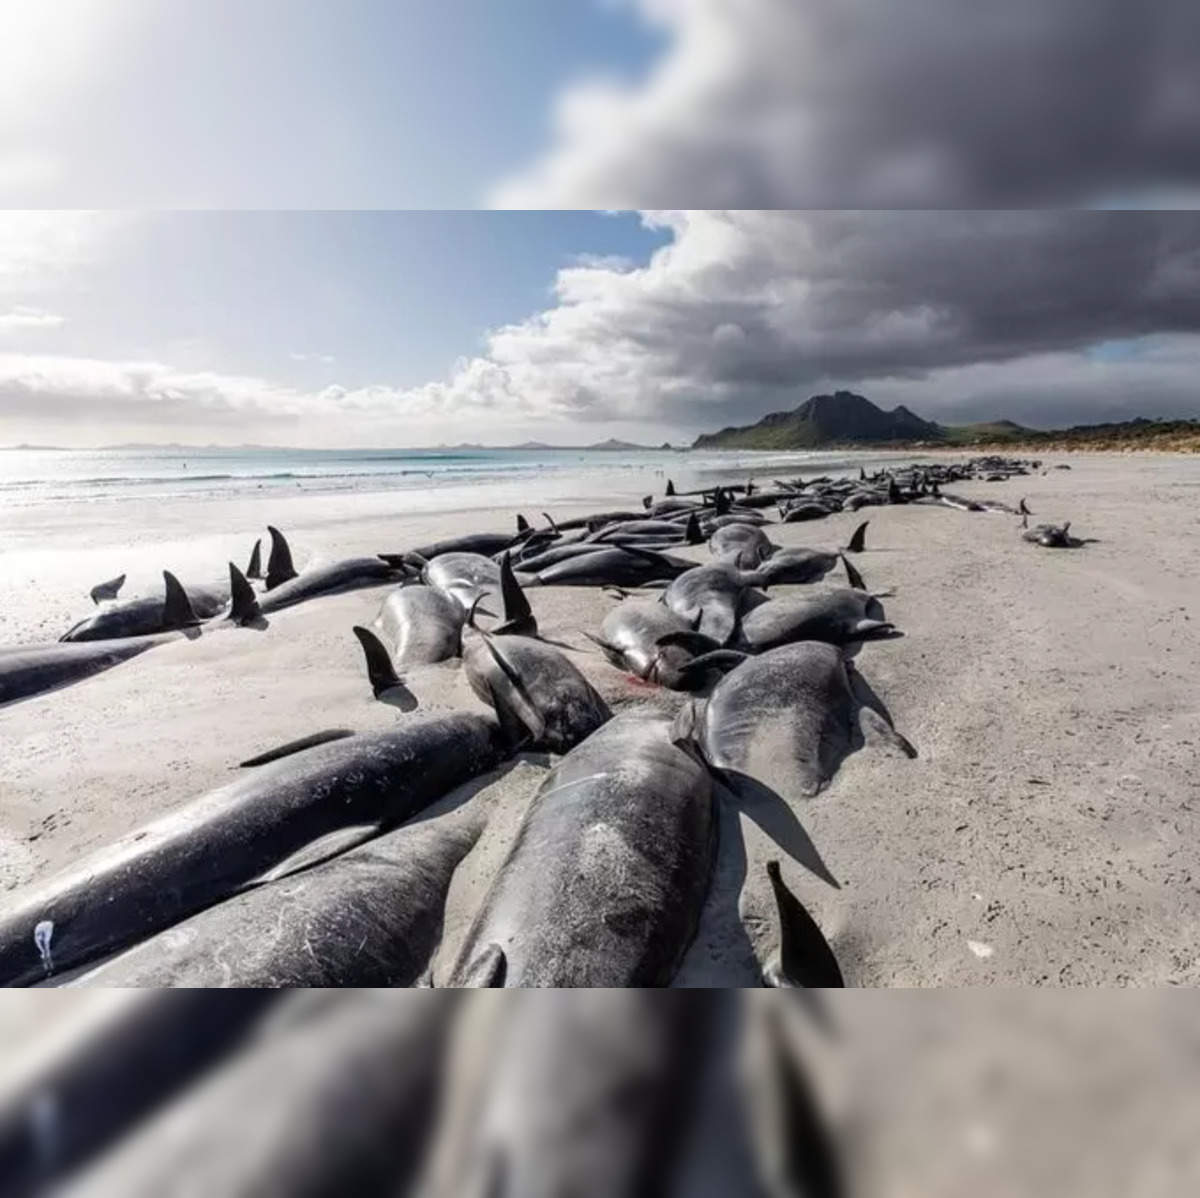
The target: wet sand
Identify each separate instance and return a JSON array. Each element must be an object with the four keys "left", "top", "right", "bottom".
[{"left": 1, "top": 452, "right": 1197, "bottom": 985}]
